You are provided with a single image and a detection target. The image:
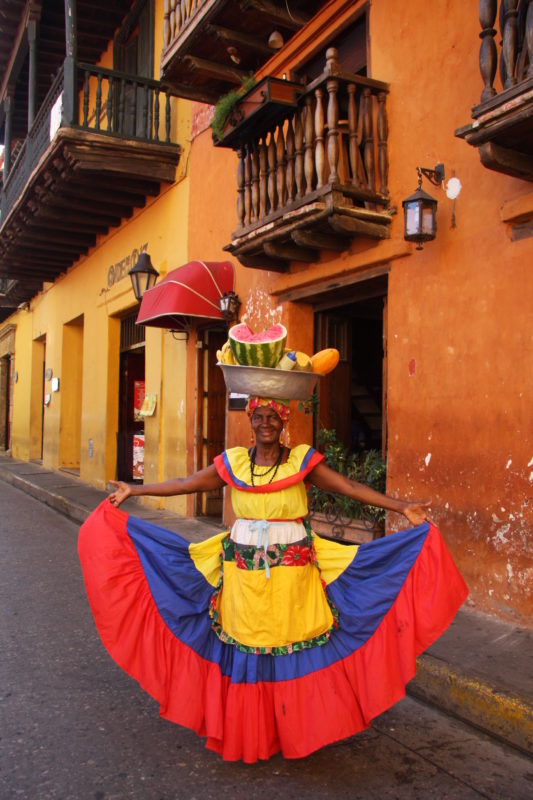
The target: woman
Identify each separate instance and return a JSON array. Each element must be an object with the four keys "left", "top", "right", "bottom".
[{"left": 78, "top": 396, "right": 467, "bottom": 763}]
